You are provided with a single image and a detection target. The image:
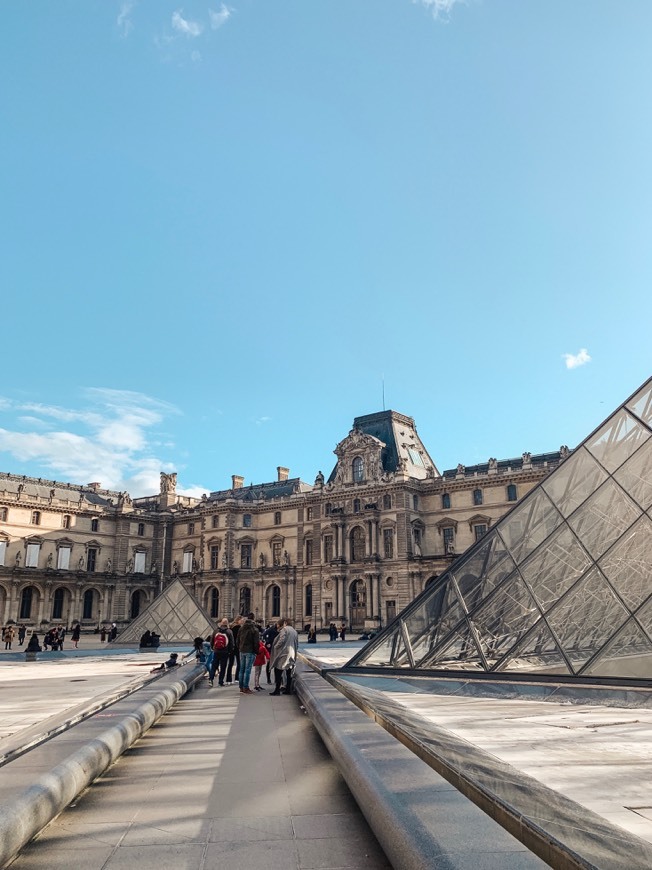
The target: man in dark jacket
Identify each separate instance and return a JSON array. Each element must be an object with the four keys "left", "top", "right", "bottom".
[
  {"left": 209, "top": 619, "right": 234, "bottom": 687},
  {"left": 237, "top": 612, "right": 260, "bottom": 695}
]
